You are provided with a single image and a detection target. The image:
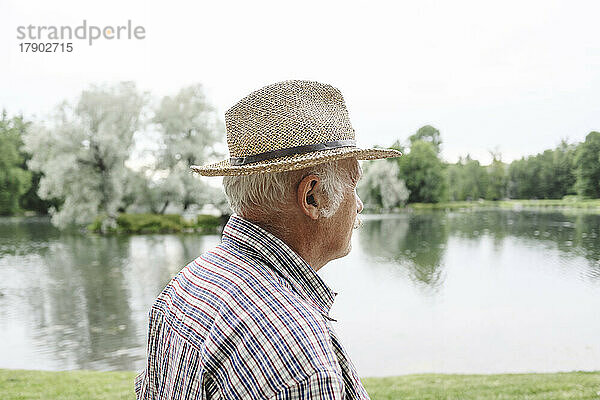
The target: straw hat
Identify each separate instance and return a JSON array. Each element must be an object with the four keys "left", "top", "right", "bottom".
[{"left": 190, "top": 80, "right": 402, "bottom": 176}]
